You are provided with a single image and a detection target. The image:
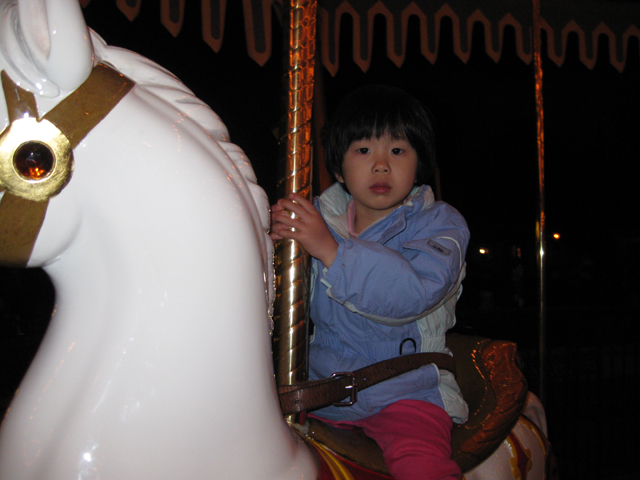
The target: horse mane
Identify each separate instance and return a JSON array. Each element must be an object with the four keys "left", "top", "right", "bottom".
[{"left": 90, "top": 30, "right": 230, "bottom": 142}]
